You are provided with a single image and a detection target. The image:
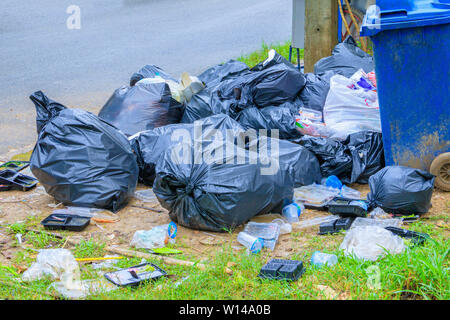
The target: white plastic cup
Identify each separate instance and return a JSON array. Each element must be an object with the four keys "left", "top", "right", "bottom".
[
  {"left": 282, "top": 203, "right": 304, "bottom": 223},
  {"left": 237, "top": 232, "right": 264, "bottom": 254}
]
